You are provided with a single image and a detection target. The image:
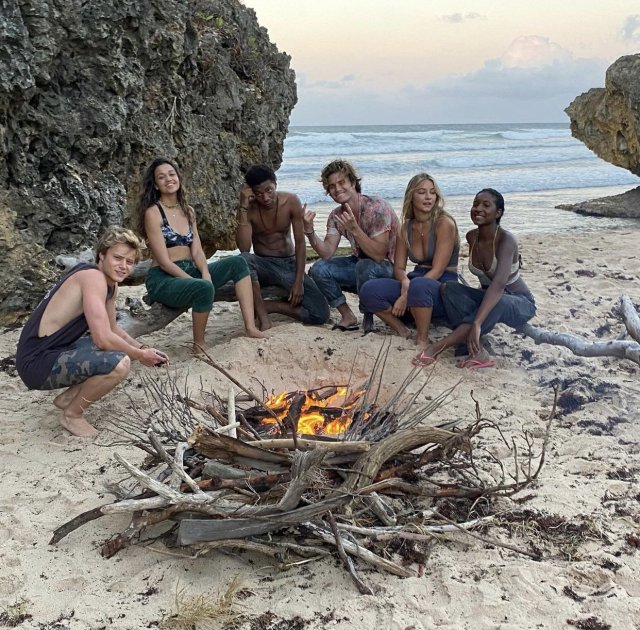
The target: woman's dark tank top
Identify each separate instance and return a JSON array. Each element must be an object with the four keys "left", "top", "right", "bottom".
[{"left": 407, "top": 219, "right": 459, "bottom": 268}]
